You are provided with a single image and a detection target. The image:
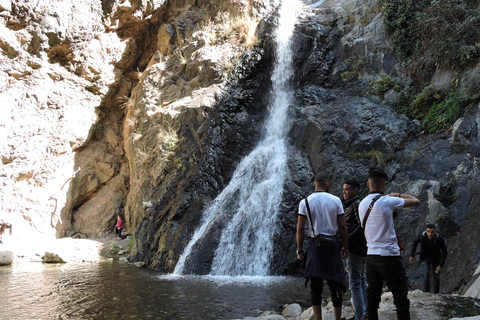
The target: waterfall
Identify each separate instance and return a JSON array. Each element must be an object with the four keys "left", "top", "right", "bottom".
[{"left": 174, "top": 0, "right": 300, "bottom": 276}]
